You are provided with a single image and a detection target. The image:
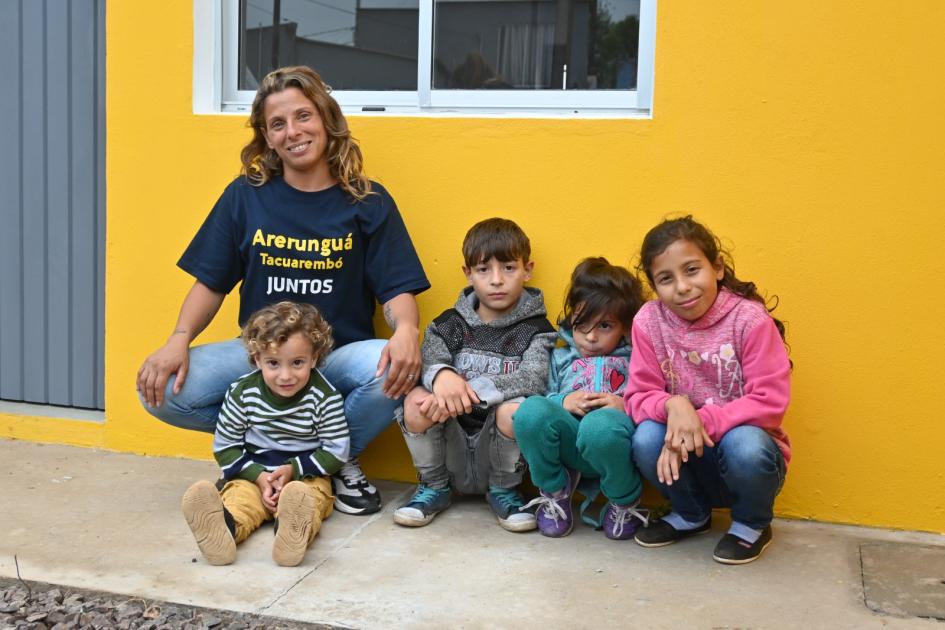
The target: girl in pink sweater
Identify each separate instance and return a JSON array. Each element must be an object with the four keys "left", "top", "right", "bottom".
[{"left": 625, "top": 216, "right": 790, "bottom": 564}]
